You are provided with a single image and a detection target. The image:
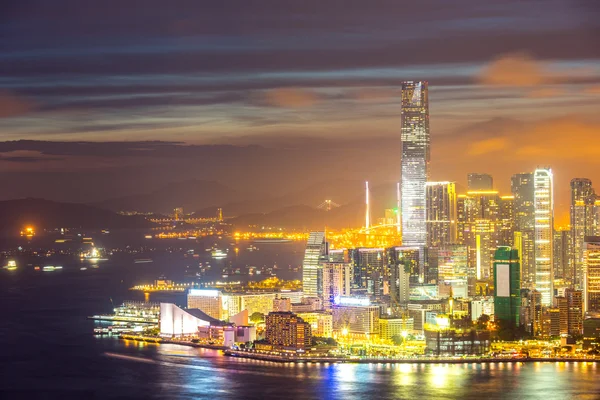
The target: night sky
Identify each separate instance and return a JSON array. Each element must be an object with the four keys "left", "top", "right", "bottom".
[{"left": 1, "top": 1, "right": 599, "bottom": 222}]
